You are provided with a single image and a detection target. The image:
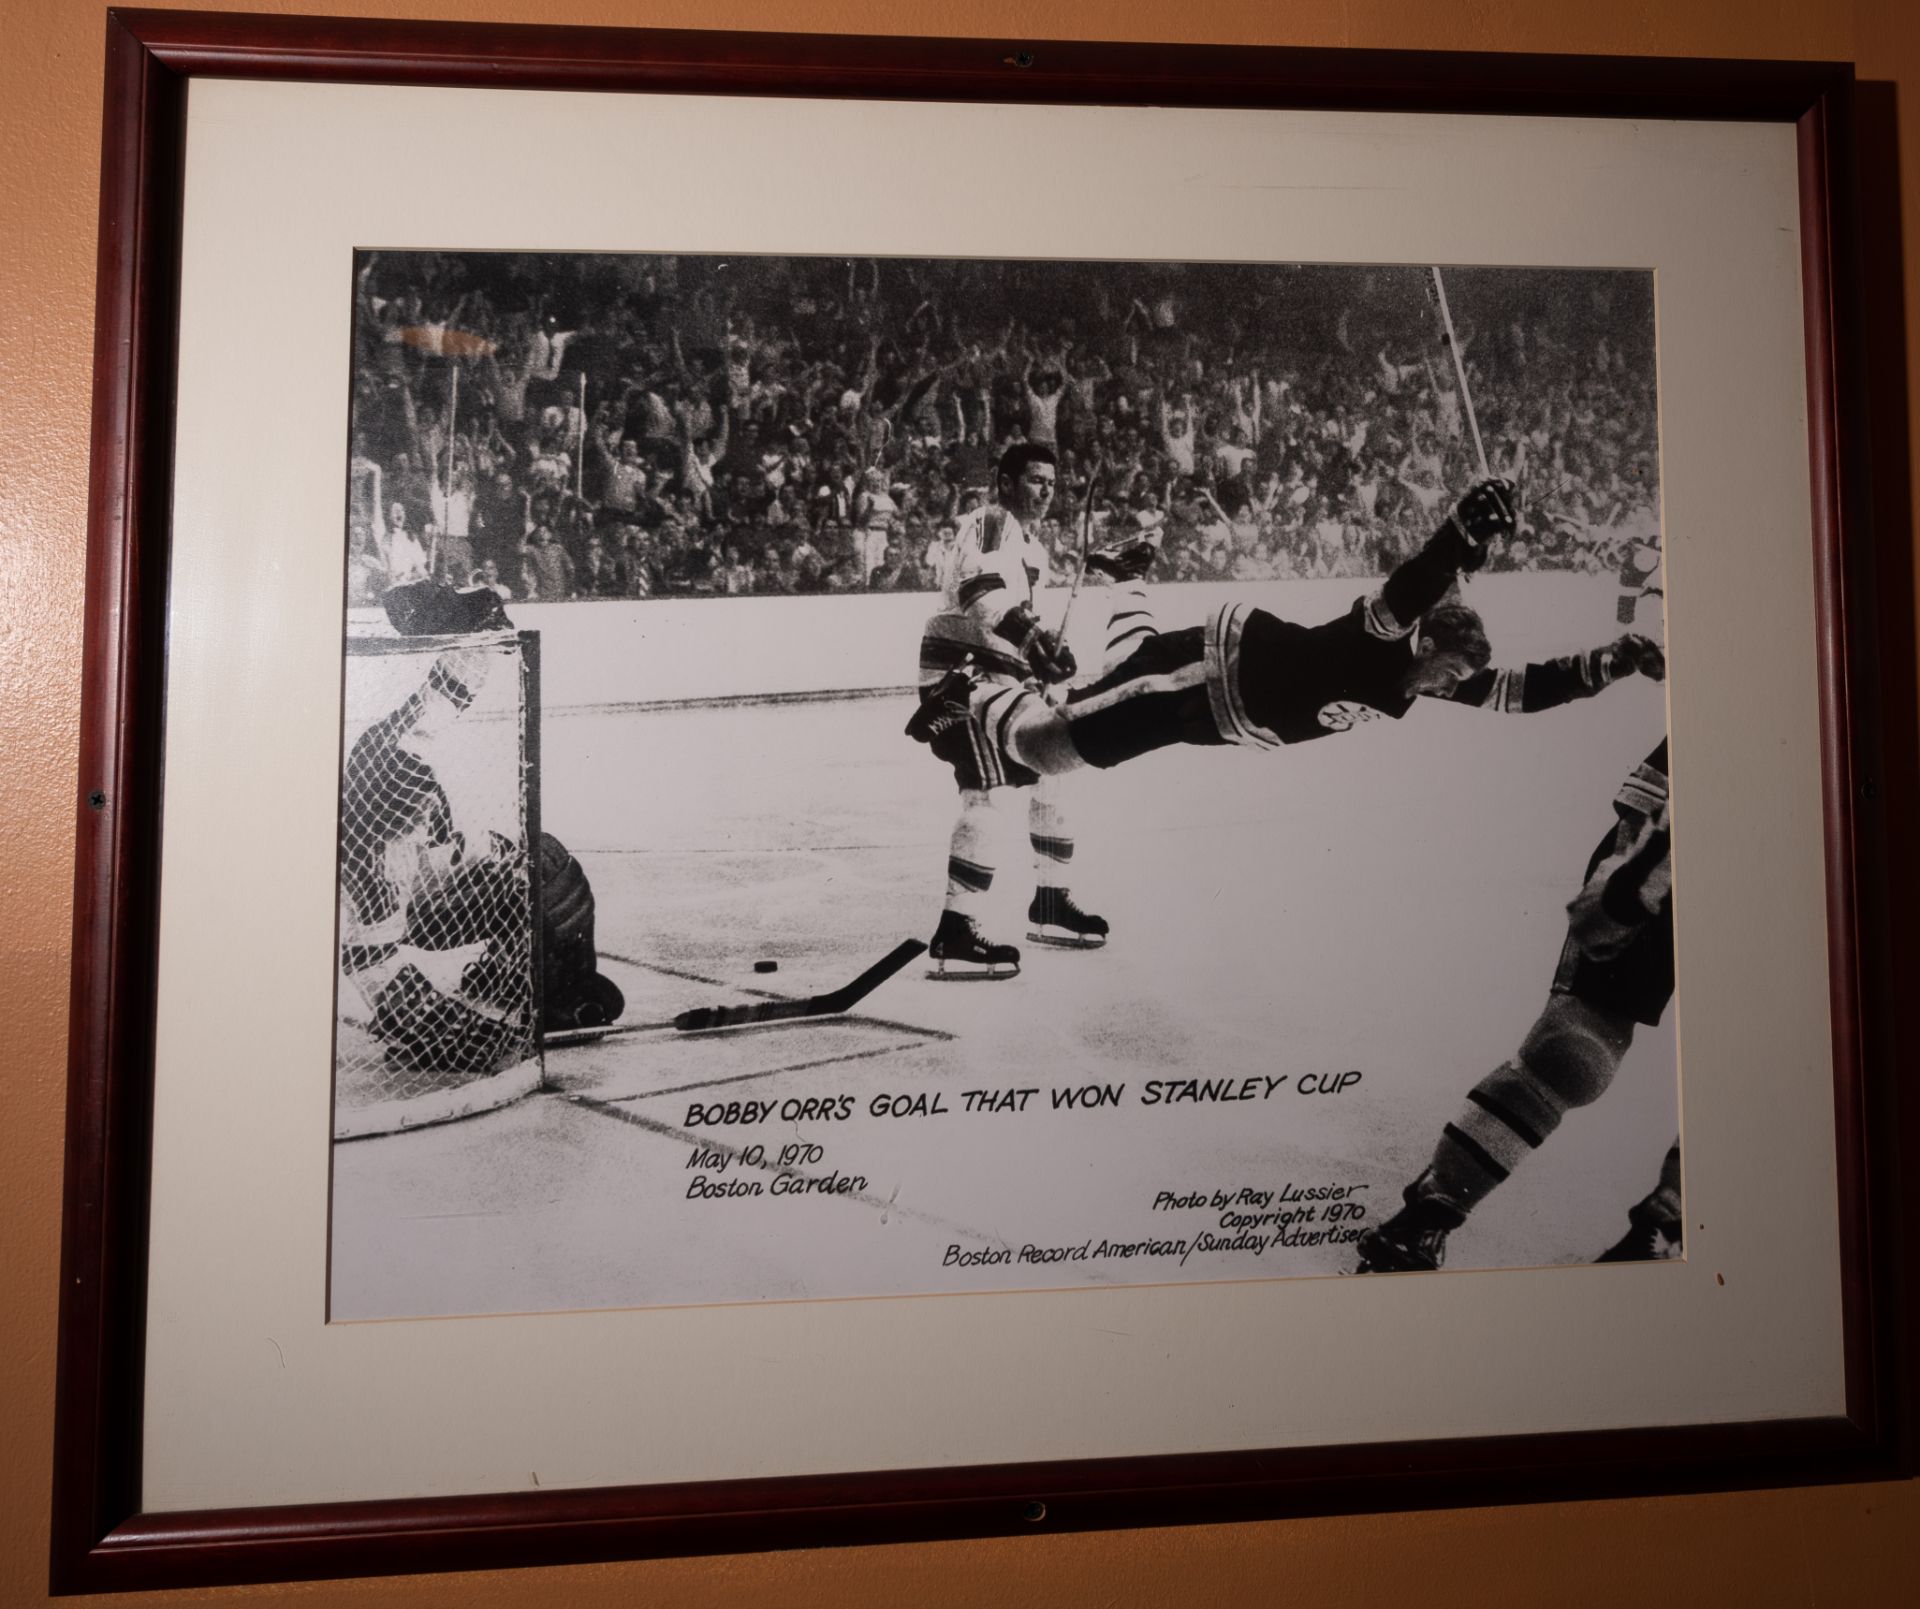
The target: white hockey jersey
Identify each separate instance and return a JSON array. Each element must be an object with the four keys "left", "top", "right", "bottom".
[{"left": 917, "top": 502, "right": 1053, "bottom": 685}]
